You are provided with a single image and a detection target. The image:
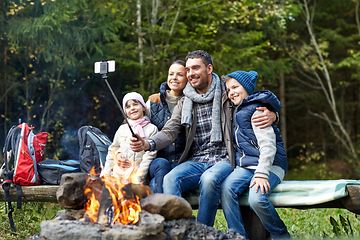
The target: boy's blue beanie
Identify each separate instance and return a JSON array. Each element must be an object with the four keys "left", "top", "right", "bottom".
[{"left": 226, "top": 70, "right": 258, "bottom": 95}]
